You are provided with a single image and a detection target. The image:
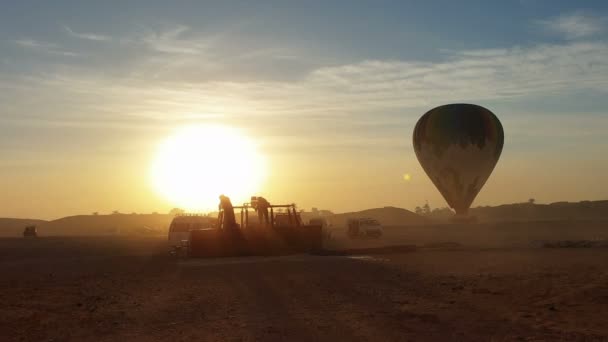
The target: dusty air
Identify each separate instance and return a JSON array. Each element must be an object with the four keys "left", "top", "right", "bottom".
[{"left": 3, "top": 2, "right": 608, "bottom": 341}]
